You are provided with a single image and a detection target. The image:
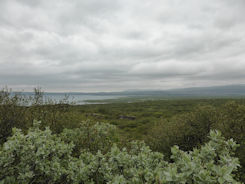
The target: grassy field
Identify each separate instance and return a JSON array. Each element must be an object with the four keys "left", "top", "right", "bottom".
[{"left": 69, "top": 98, "right": 242, "bottom": 139}]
